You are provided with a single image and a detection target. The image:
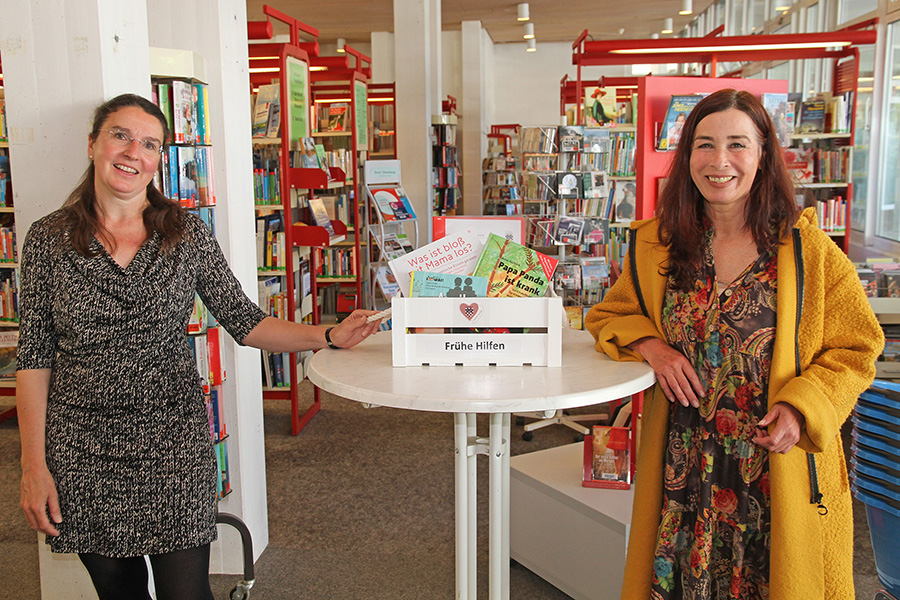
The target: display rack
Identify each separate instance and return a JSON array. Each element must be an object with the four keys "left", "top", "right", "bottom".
[{"left": 363, "top": 159, "right": 419, "bottom": 311}]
